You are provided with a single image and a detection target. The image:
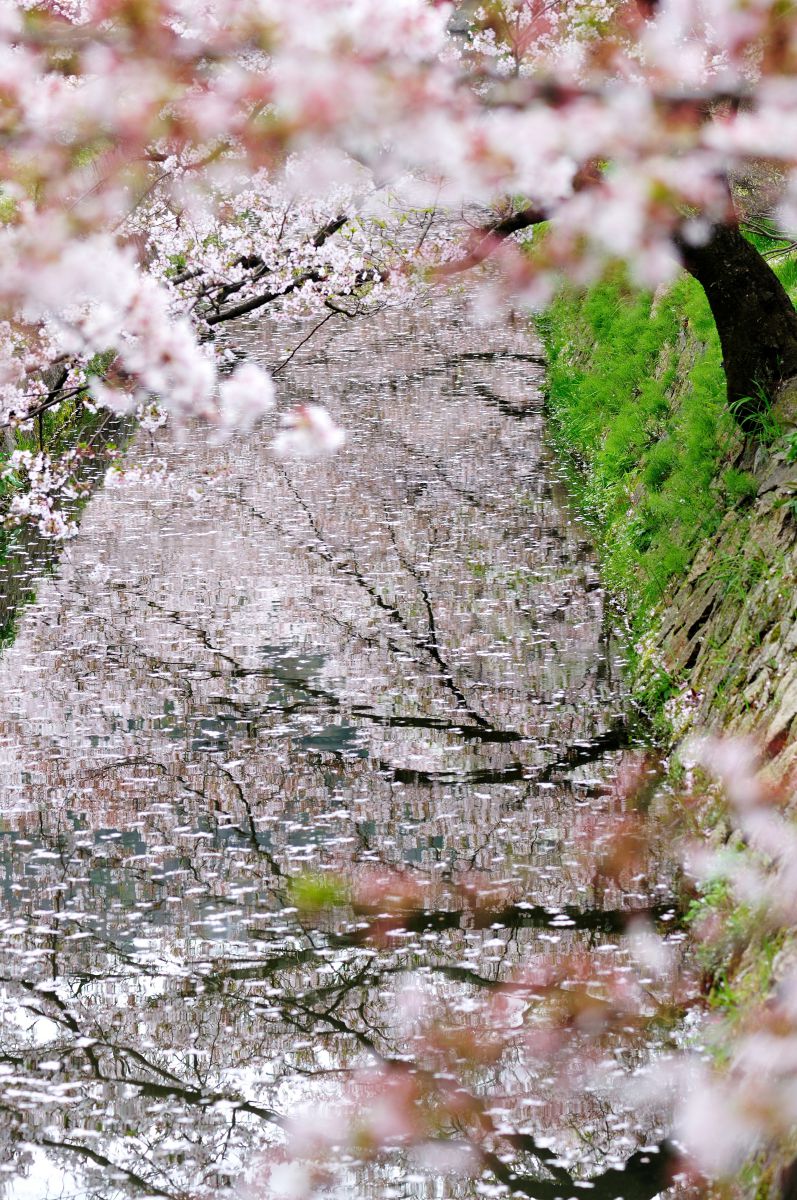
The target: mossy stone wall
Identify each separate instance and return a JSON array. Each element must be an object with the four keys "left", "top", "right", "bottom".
[{"left": 541, "top": 255, "right": 797, "bottom": 772}]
